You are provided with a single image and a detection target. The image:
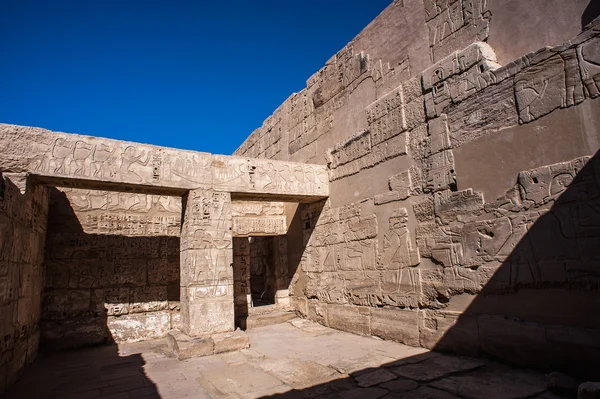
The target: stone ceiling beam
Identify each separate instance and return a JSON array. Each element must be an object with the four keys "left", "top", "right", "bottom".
[{"left": 0, "top": 123, "right": 329, "bottom": 201}]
